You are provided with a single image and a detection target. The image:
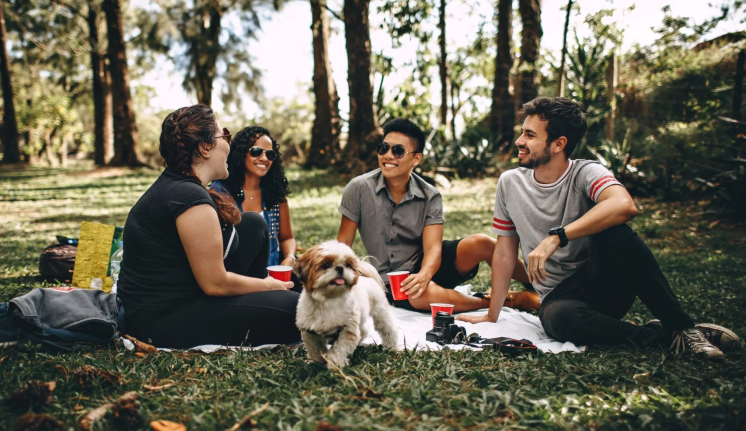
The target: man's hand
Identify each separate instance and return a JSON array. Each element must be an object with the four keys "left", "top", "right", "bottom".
[
  {"left": 456, "top": 313, "right": 496, "bottom": 324},
  {"left": 526, "top": 235, "right": 560, "bottom": 283},
  {"left": 400, "top": 272, "right": 432, "bottom": 299}
]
